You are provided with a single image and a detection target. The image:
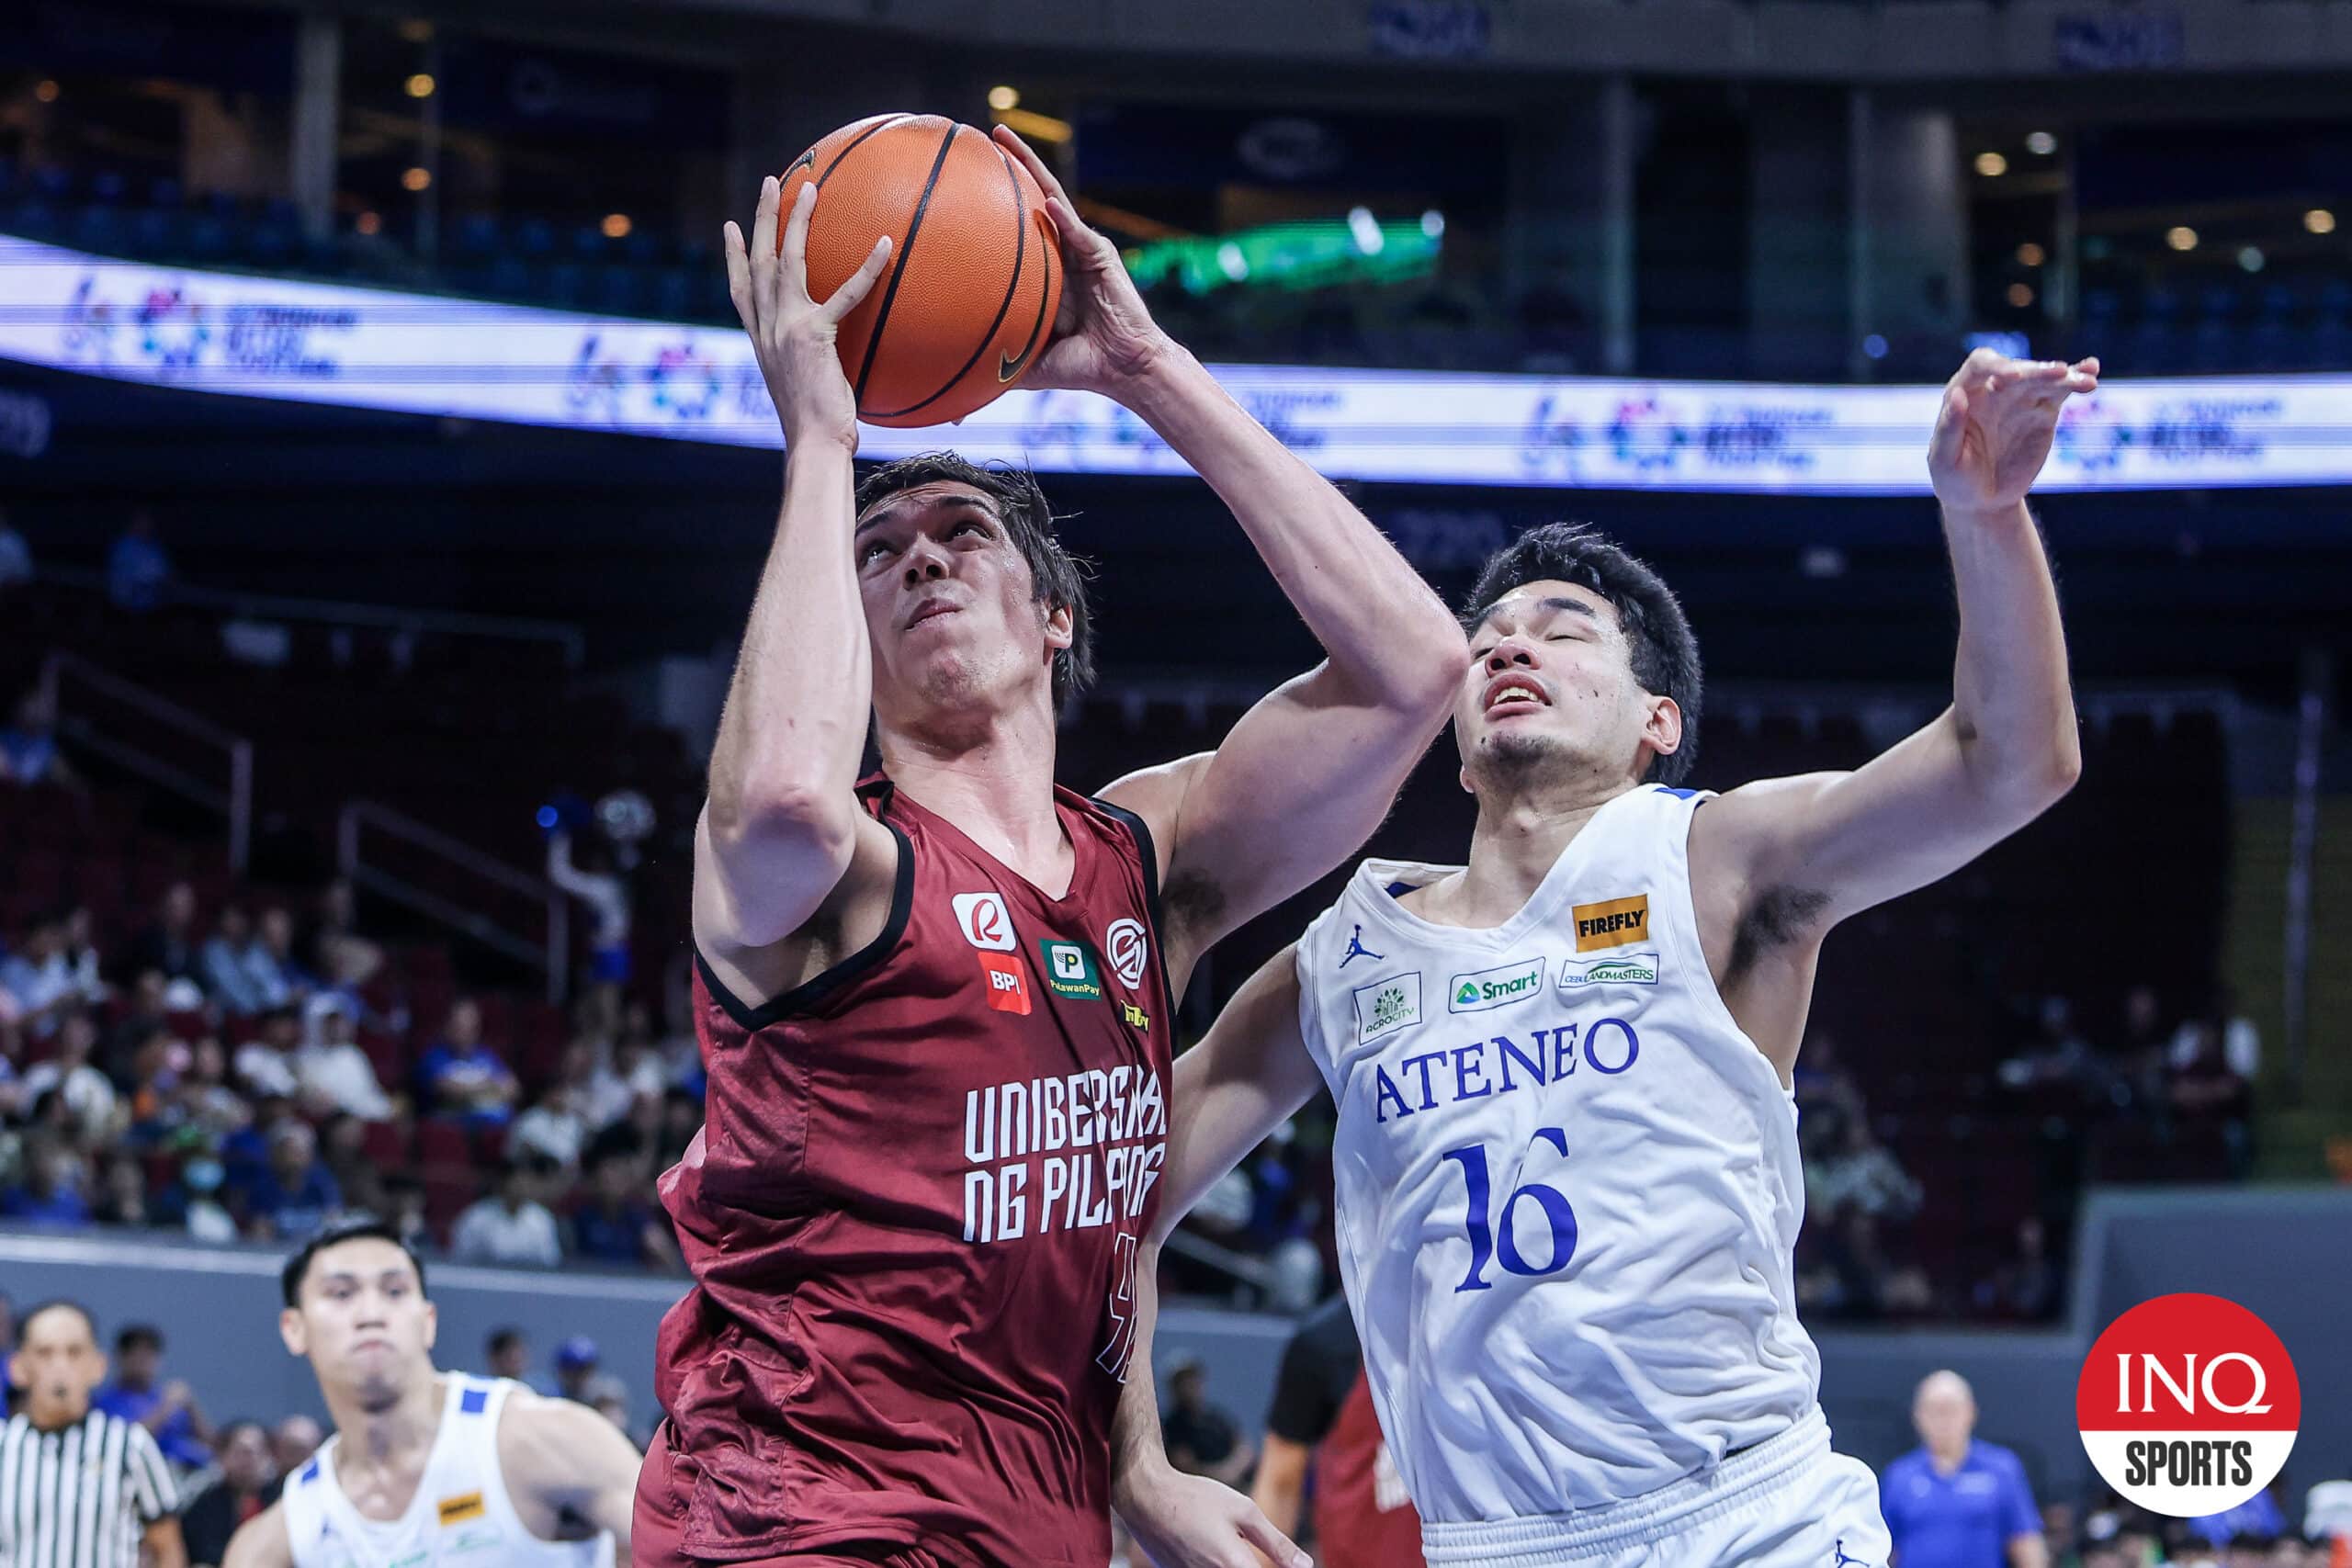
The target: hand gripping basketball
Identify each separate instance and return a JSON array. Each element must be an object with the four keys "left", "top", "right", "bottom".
[
  {"left": 723, "top": 175, "right": 894, "bottom": 452},
  {"left": 990, "top": 125, "right": 1173, "bottom": 398}
]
